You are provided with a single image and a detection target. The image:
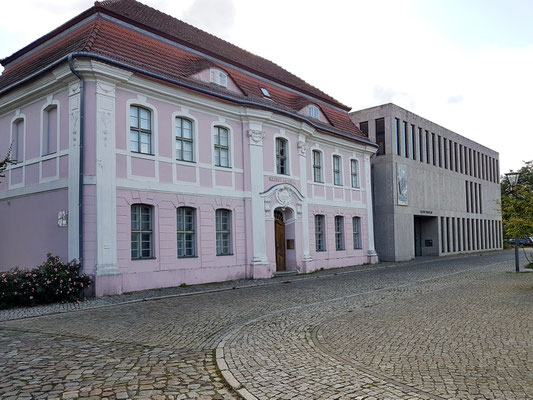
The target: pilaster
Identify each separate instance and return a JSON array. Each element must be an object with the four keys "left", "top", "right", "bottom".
[
  {"left": 297, "top": 138, "right": 312, "bottom": 263},
  {"left": 68, "top": 82, "right": 81, "bottom": 262},
  {"left": 364, "top": 154, "right": 378, "bottom": 262}
]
